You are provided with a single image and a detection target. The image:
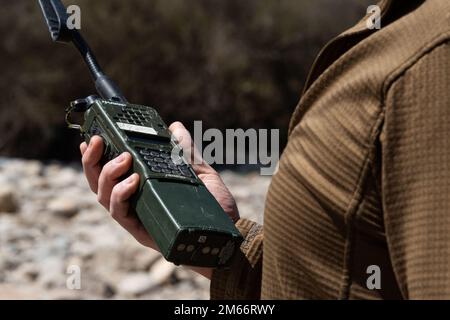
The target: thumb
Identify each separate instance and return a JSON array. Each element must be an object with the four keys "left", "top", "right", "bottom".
[{"left": 168, "top": 122, "right": 213, "bottom": 174}]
